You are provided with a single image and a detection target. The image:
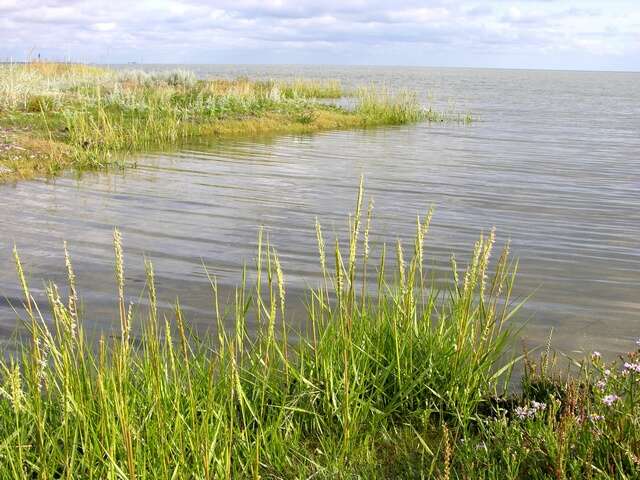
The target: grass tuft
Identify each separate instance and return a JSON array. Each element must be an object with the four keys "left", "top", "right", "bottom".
[
  {"left": 276, "top": 78, "right": 344, "bottom": 99},
  {"left": 2, "top": 184, "right": 638, "bottom": 477},
  {"left": 356, "top": 87, "right": 427, "bottom": 124},
  {"left": 1, "top": 183, "right": 513, "bottom": 477}
]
